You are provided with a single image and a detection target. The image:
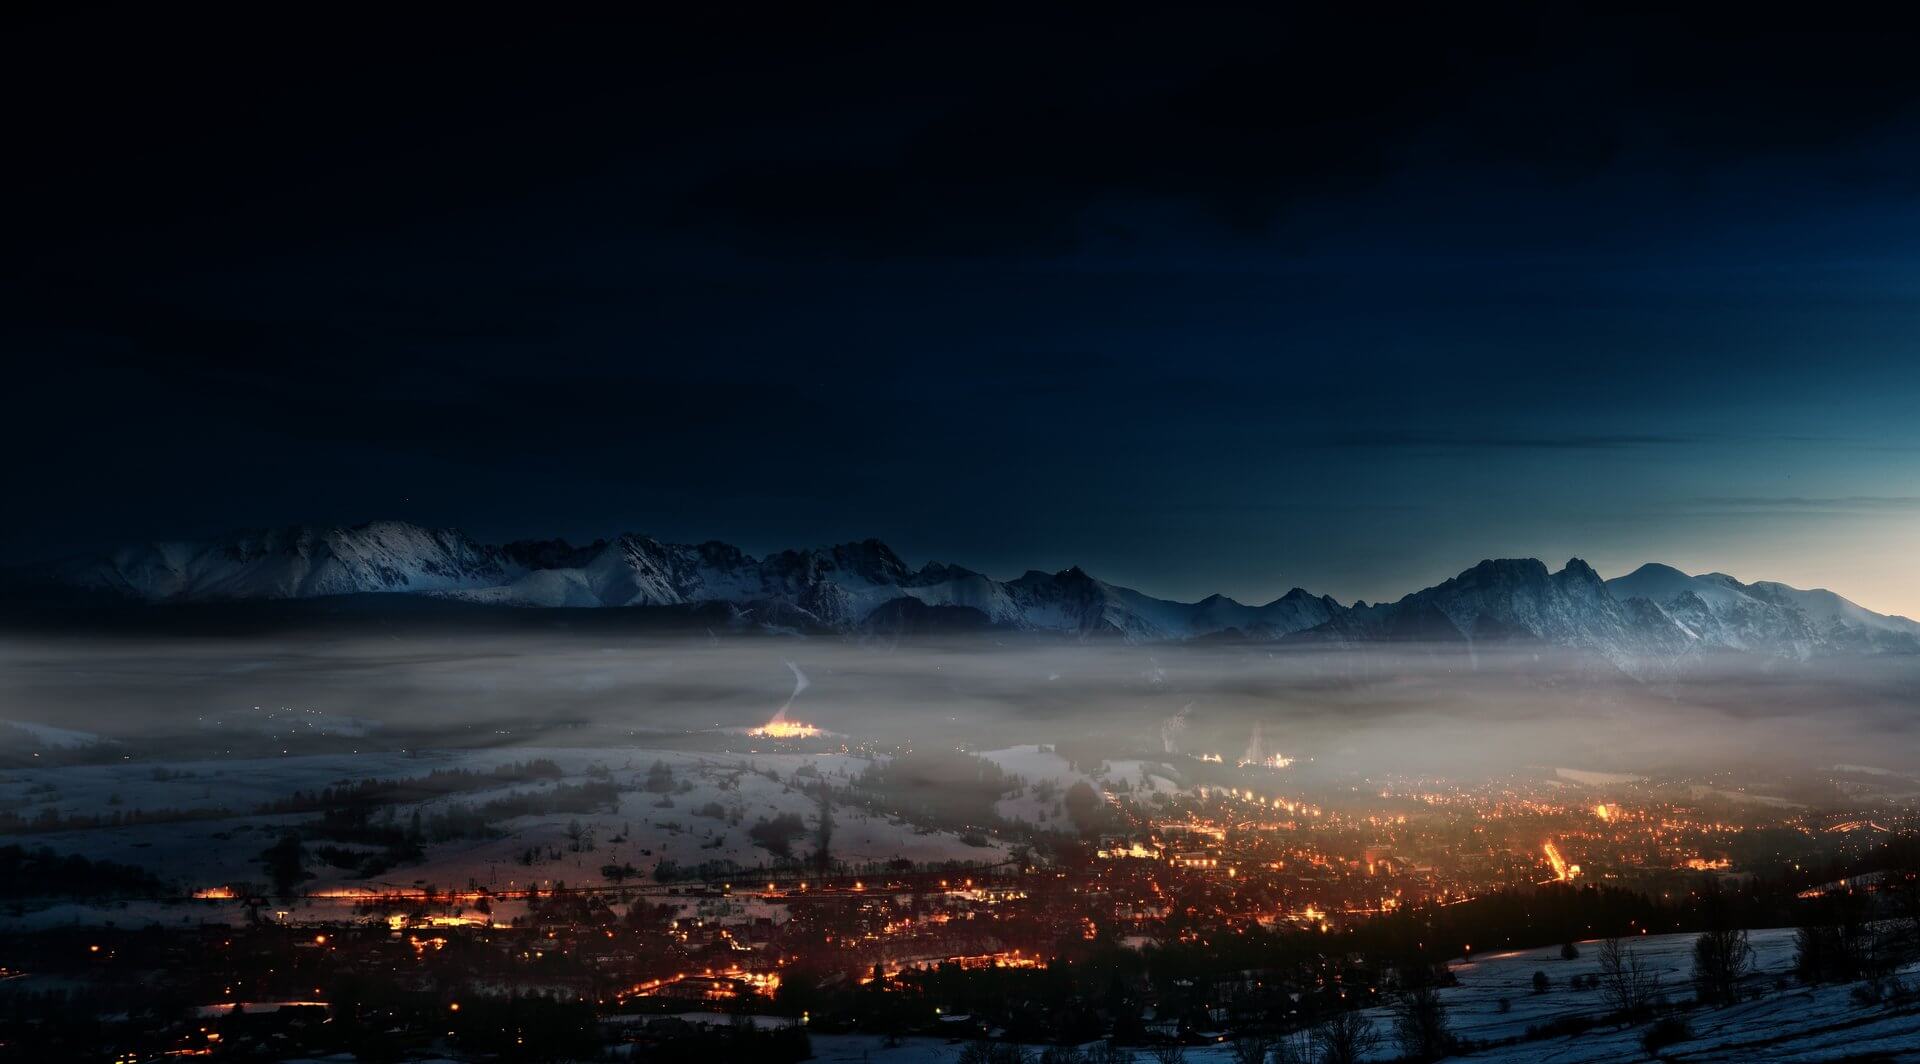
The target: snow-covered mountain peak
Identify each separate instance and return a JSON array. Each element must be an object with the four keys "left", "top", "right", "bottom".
[
  {"left": 12, "top": 522, "right": 1916, "bottom": 664},
  {"left": 1558, "top": 557, "right": 1603, "bottom": 583}
]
